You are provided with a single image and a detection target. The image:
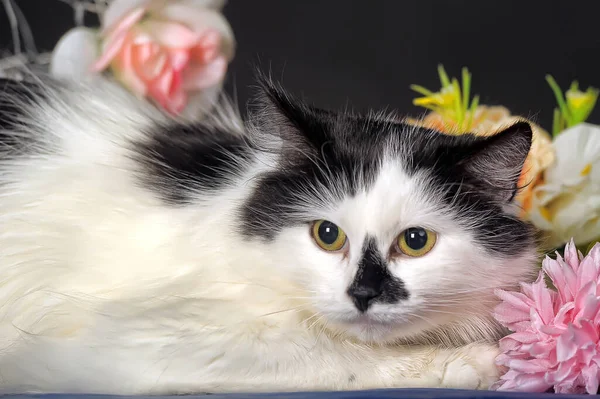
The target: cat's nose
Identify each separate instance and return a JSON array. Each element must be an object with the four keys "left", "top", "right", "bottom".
[{"left": 347, "top": 285, "right": 382, "bottom": 312}]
